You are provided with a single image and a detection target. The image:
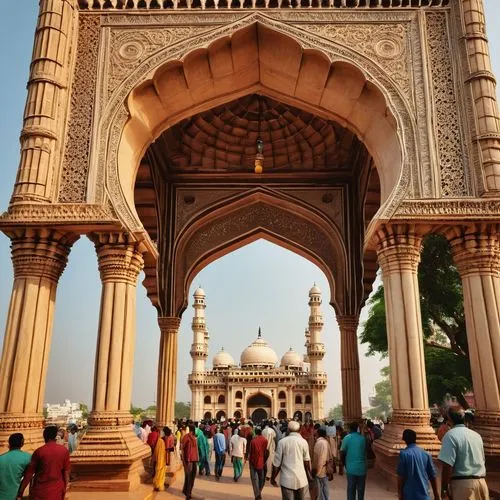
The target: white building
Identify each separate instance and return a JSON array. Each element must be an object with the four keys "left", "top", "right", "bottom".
[{"left": 45, "top": 399, "right": 83, "bottom": 424}]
